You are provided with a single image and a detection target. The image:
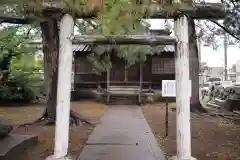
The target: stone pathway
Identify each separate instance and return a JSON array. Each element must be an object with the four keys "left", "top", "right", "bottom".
[{"left": 78, "top": 105, "right": 166, "bottom": 160}]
